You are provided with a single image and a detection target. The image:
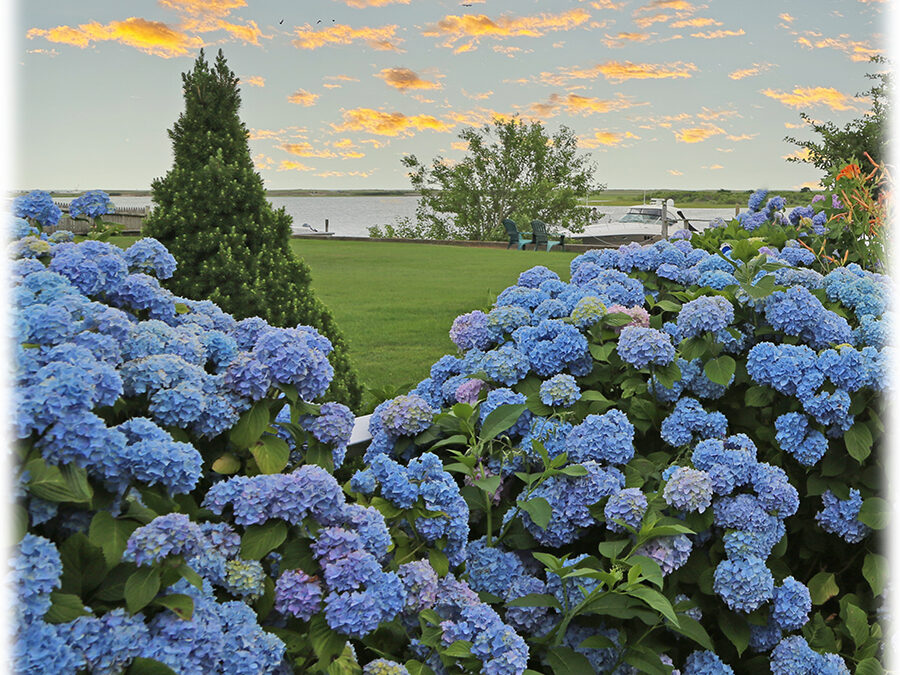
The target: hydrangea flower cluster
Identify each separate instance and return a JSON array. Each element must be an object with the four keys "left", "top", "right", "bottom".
[
  {"left": 14, "top": 190, "right": 62, "bottom": 228},
  {"left": 68, "top": 190, "right": 113, "bottom": 220}
]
